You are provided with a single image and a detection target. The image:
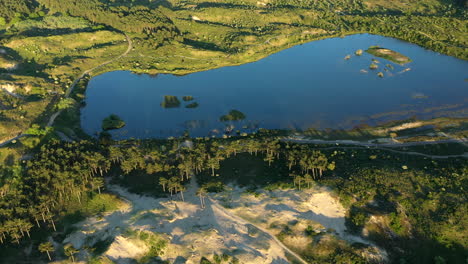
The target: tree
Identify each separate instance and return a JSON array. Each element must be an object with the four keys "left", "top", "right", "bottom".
[
  {"left": 294, "top": 175, "right": 304, "bottom": 190},
  {"left": 90, "top": 177, "right": 104, "bottom": 194},
  {"left": 287, "top": 152, "right": 296, "bottom": 171},
  {"left": 64, "top": 244, "right": 78, "bottom": 262},
  {"left": 175, "top": 183, "right": 186, "bottom": 202},
  {"left": 196, "top": 187, "right": 207, "bottom": 208},
  {"left": 19, "top": 219, "right": 32, "bottom": 238},
  {"left": 264, "top": 153, "right": 275, "bottom": 166},
  {"left": 56, "top": 98, "right": 76, "bottom": 110},
  {"left": 168, "top": 177, "right": 179, "bottom": 197},
  {"left": 304, "top": 174, "right": 314, "bottom": 188},
  {"left": 207, "top": 157, "right": 220, "bottom": 176},
  {"left": 159, "top": 177, "right": 168, "bottom": 192},
  {"left": 39, "top": 242, "right": 54, "bottom": 261}
]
